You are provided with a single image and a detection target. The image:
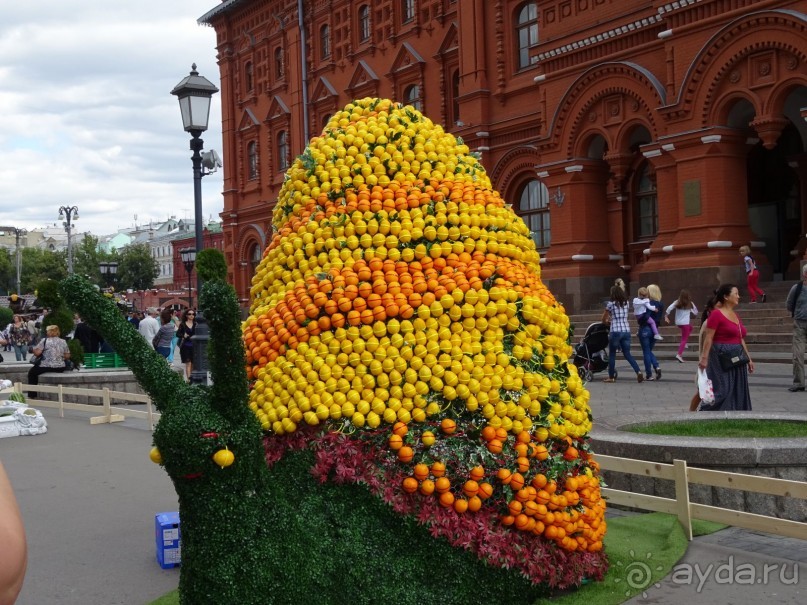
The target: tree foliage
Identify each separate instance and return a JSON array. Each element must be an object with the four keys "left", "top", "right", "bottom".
[
  {"left": 21, "top": 248, "right": 67, "bottom": 294},
  {"left": 0, "top": 248, "right": 14, "bottom": 294},
  {"left": 117, "top": 243, "right": 159, "bottom": 290},
  {"left": 196, "top": 248, "right": 227, "bottom": 282},
  {"left": 72, "top": 235, "right": 118, "bottom": 287}
]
